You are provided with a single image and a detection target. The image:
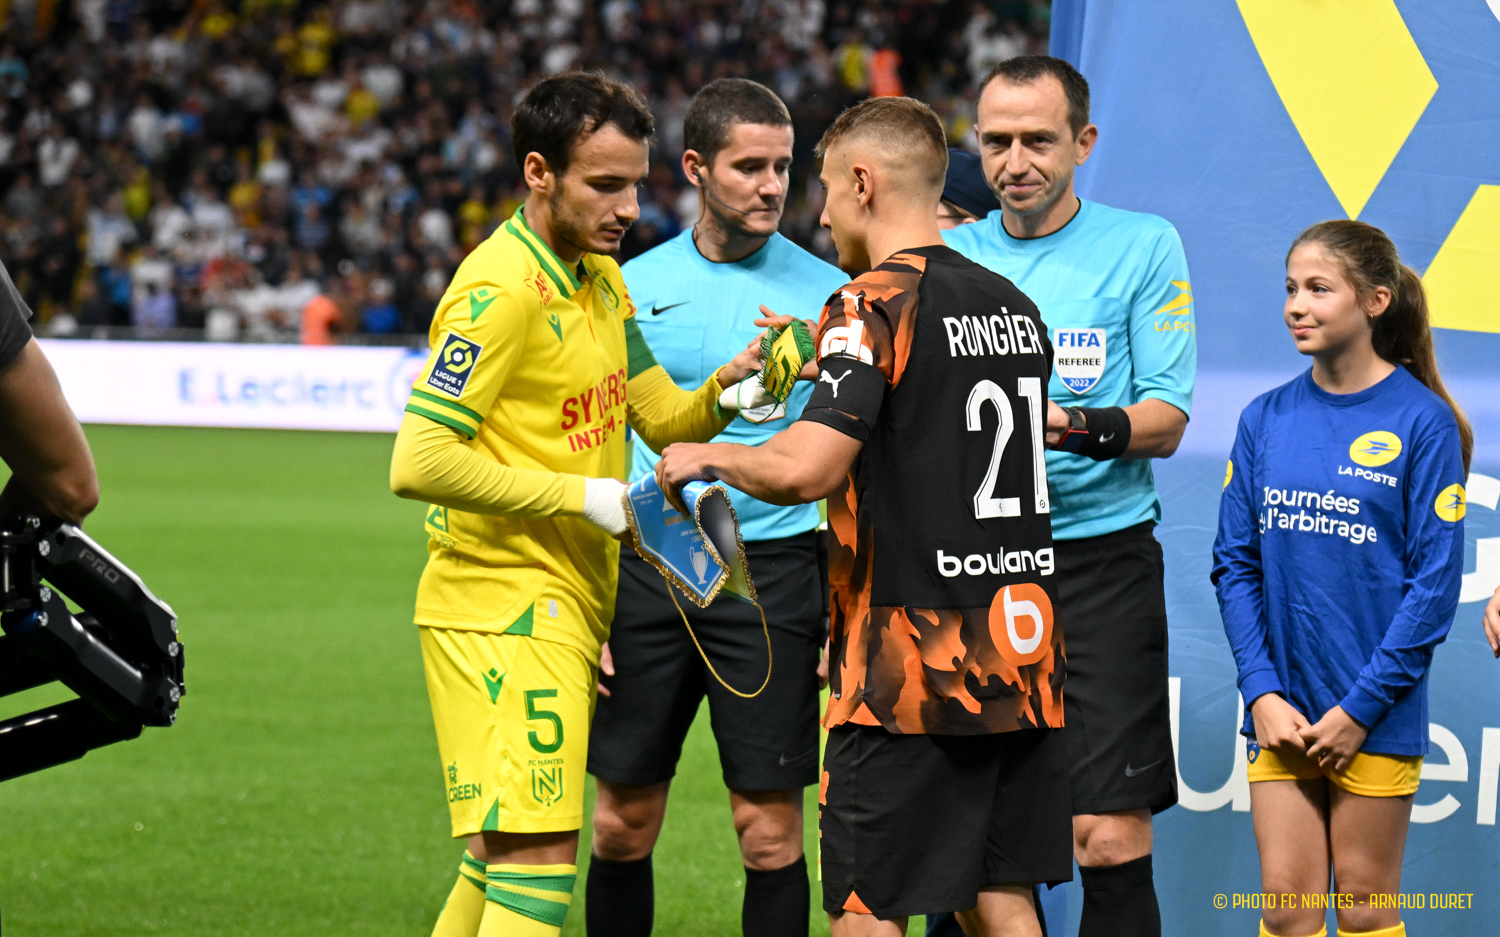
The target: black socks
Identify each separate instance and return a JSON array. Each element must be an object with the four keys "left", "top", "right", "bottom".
[
  {"left": 743, "top": 855, "right": 810, "bottom": 937},
  {"left": 586, "top": 854, "right": 654, "bottom": 937},
  {"left": 587, "top": 852, "right": 808, "bottom": 937},
  {"left": 1079, "top": 854, "right": 1161, "bottom": 937}
]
